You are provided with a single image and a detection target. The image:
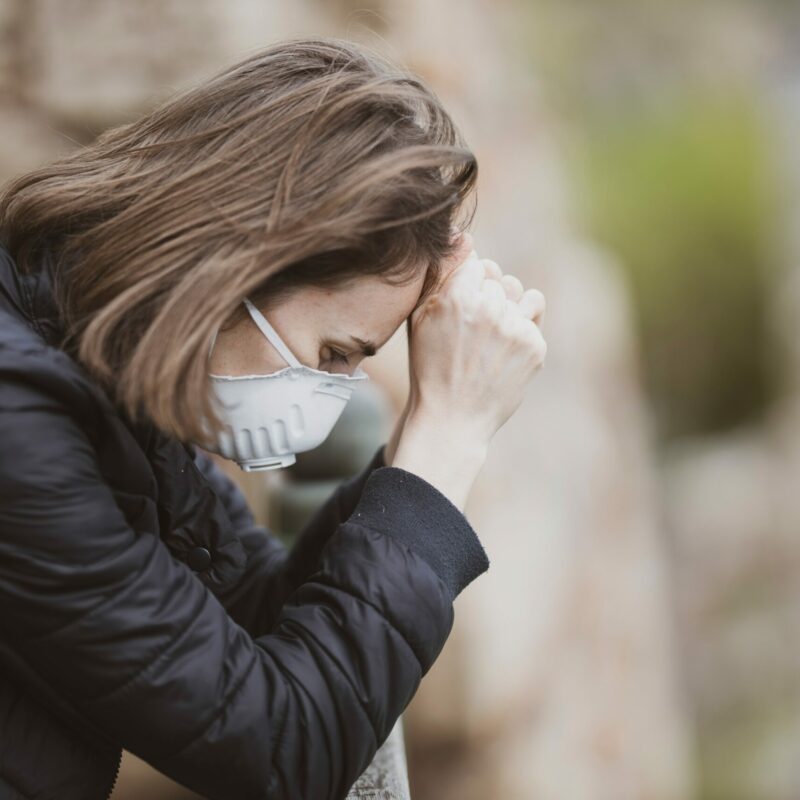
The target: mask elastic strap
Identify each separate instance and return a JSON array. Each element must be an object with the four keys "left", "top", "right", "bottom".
[
  {"left": 207, "top": 329, "right": 219, "bottom": 362},
  {"left": 242, "top": 297, "right": 303, "bottom": 369}
]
